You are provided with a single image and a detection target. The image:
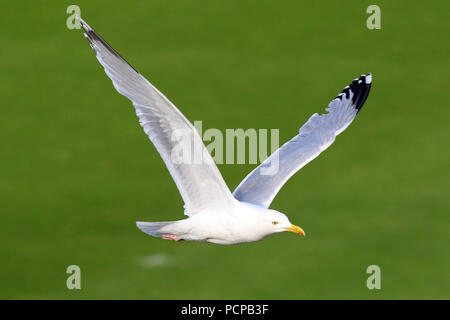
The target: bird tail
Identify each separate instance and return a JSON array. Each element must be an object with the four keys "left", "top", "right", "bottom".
[{"left": 136, "top": 221, "right": 176, "bottom": 237}]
